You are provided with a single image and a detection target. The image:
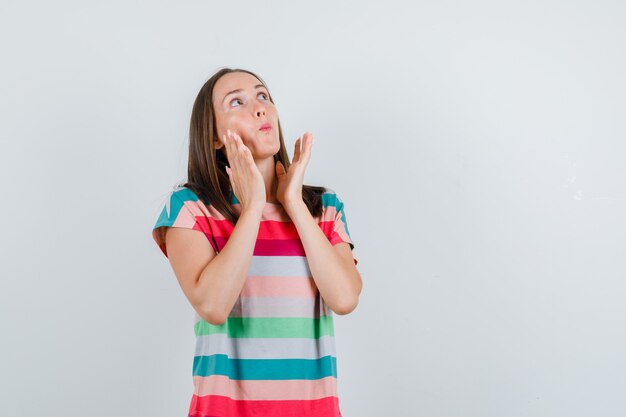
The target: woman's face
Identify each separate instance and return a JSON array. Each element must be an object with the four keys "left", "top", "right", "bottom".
[{"left": 212, "top": 72, "right": 280, "bottom": 160}]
